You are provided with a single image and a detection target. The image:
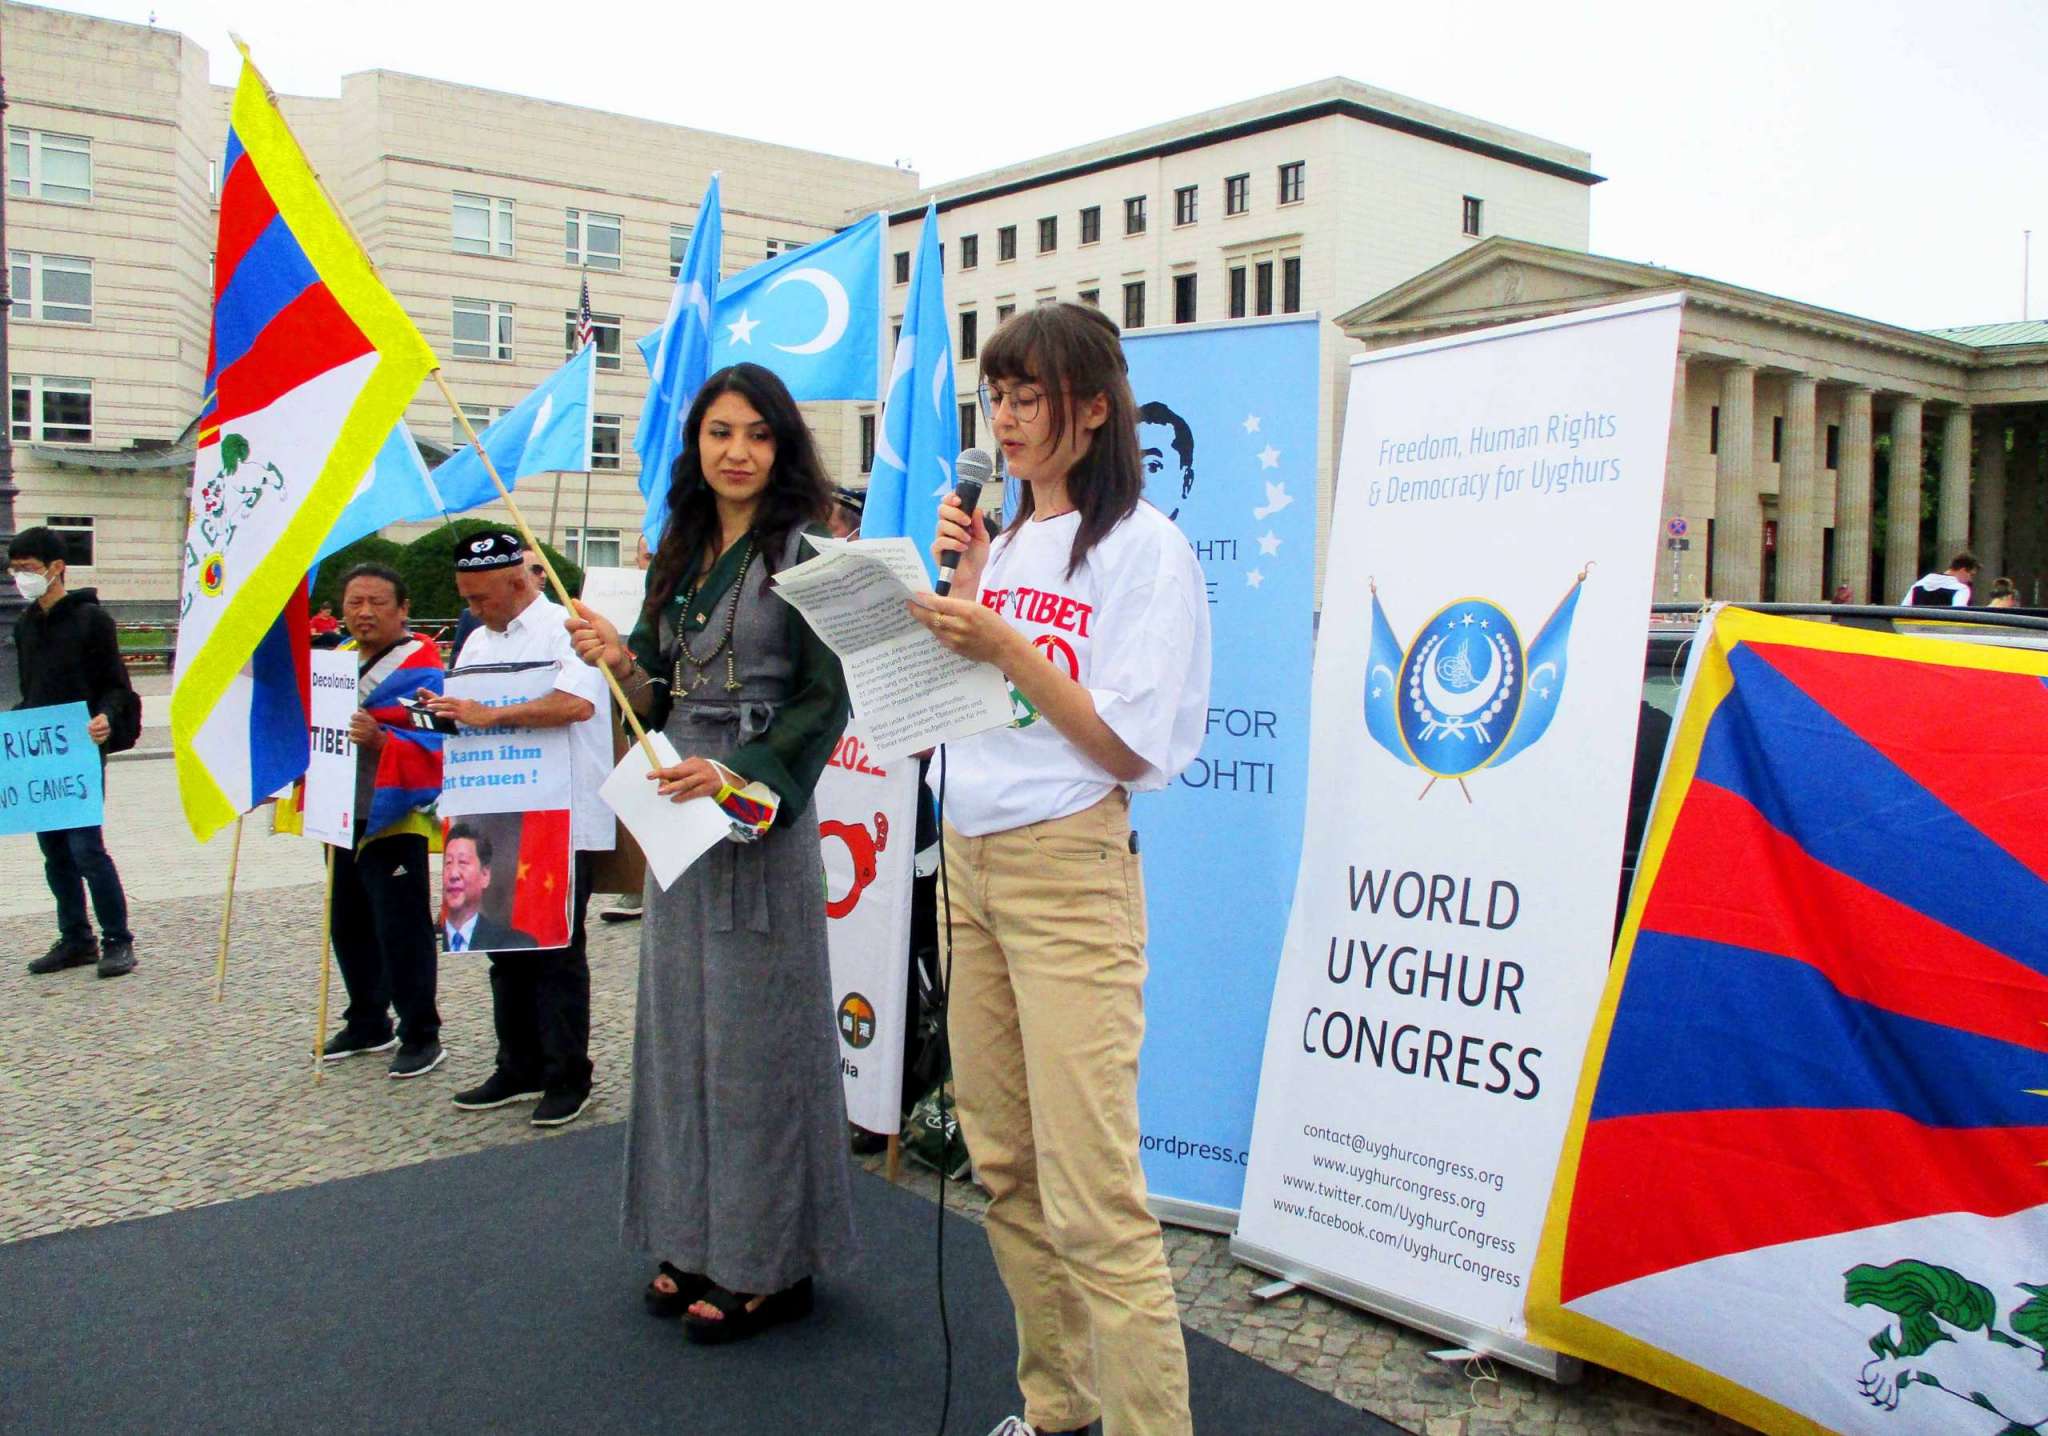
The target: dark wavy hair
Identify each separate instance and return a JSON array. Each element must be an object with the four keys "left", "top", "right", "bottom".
[
  {"left": 643, "top": 363, "right": 833, "bottom": 626},
  {"left": 980, "top": 303, "right": 1143, "bottom": 577}
]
